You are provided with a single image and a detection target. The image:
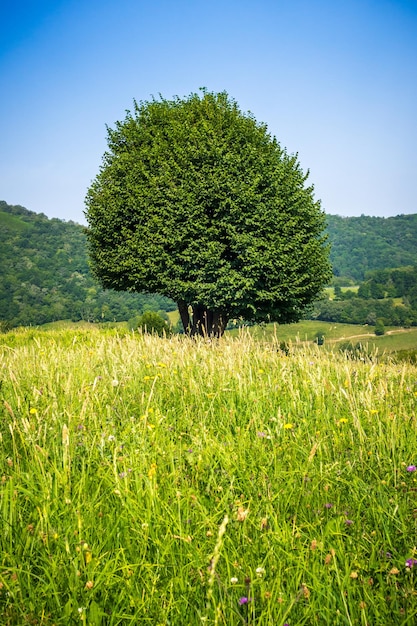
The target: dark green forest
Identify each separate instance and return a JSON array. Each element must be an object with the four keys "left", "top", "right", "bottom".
[
  {"left": 327, "top": 213, "right": 417, "bottom": 281},
  {"left": 311, "top": 267, "right": 417, "bottom": 327},
  {"left": 0, "top": 201, "right": 175, "bottom": 329},
  {"left": 1, "top": 201, "right": 417, "bottom": 329}
]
